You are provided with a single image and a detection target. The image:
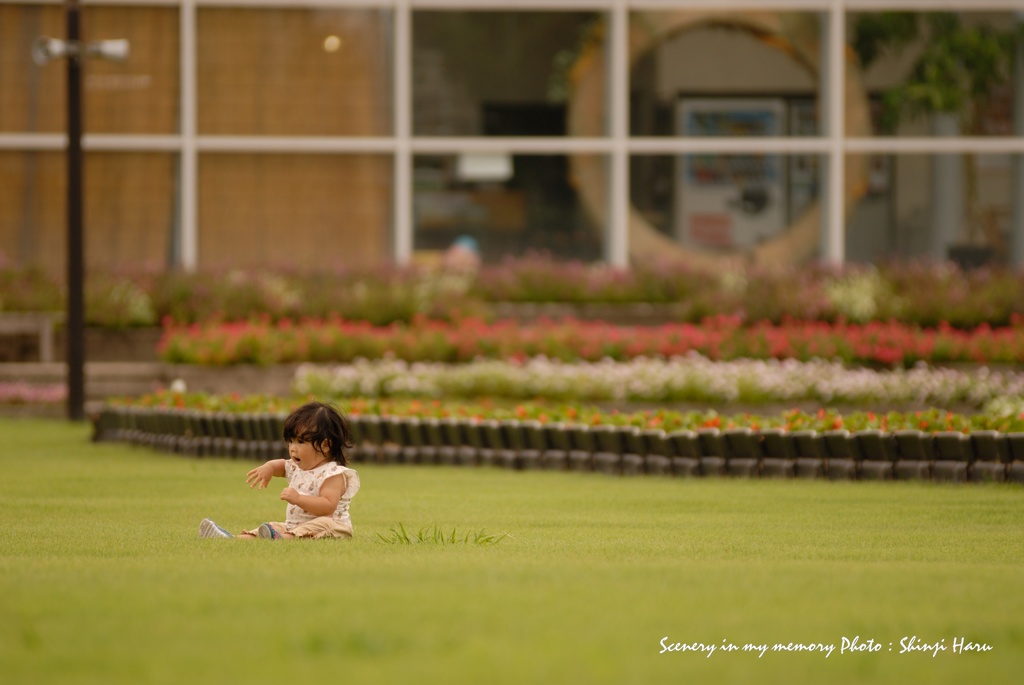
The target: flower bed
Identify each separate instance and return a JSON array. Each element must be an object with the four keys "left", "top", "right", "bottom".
[
  {"left": 0, "top": 381, "right": 66, "bottom": 405},
  {"left": 5, "top": 257, "right": 1024, "bottom": 329},
  {"left": 292, "top": 355, "right": 1024, "bottom": 409},
  {"left": 158, "top": 315, "right": 1024, "bottom": 367},
  {"left": 103, "top": 390, "right": 1024, "bottom": 434}
]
